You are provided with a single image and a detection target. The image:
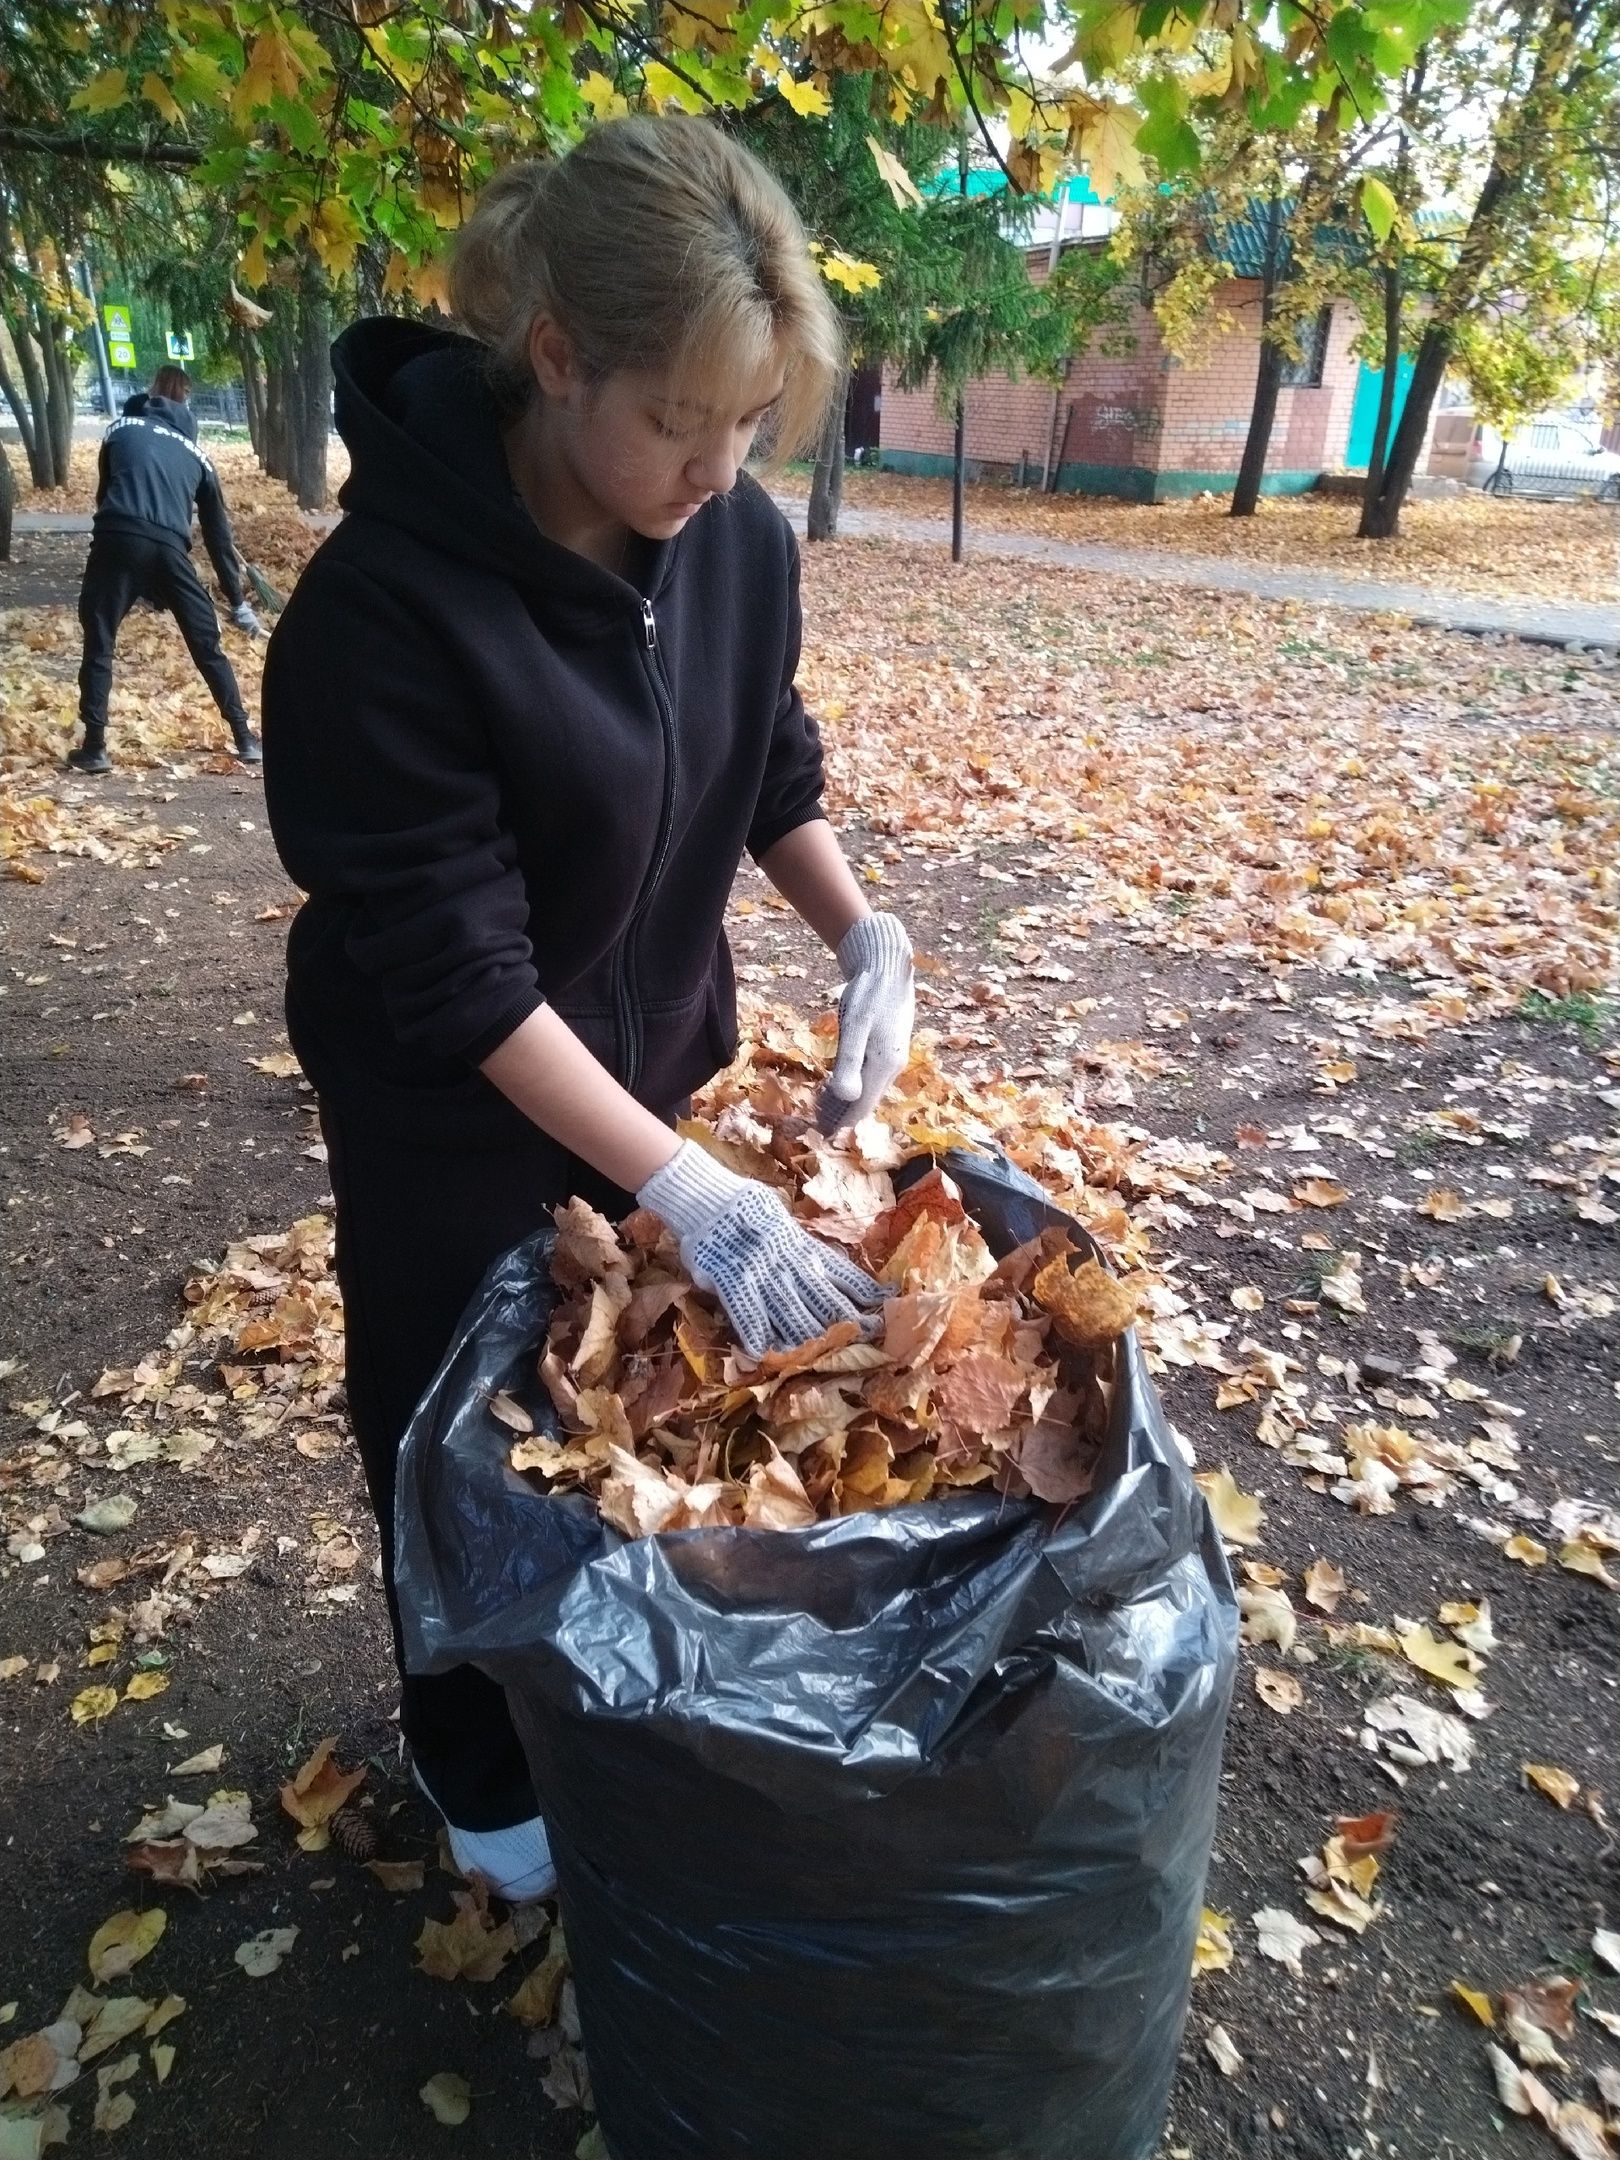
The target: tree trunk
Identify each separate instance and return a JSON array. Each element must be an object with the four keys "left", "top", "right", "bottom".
[
  {"left": 1231, "top": 194, "right": 1286, "bottom": 520},
  {"left": 0, "top": 332, "right": 42, "bottom": 479},
  {"left": 22, "top": 240, "right": 74, "bottom": 485},
  {"left": 1360, "top": 36, "right": 1547, "bottom": 541},
  {"left": 37, "top": 305, "right": 74, "bottom": 485},
  {"left": 1360, "top": 264, "right": 1403, "bottom": 517},
  {"left": 236, "top": 327, "right": 267, "bottom": 462},
  {"left": 951, "top": 393, "right": 966, "bottom": 564},
  {"left": 292, "top": 262, "right": 331, "bottom": 511},
  {"left": 0, "top": 435, "right": 15, "bottom": 561},
  {"left": 263, "top": 292, "right": 296, "bottom": 486},
  {"left": 1358, "top": 323, "right": 1451, "bottom": 538},
  {"left": 1231, "top": 337, "right": 1284, "bottom": 518},
  {"left": 806, "top": 365, "right": 848, "bottom": 542},
  {"left": 3, "top": 309, "right": 55, "bottom": 487}
]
